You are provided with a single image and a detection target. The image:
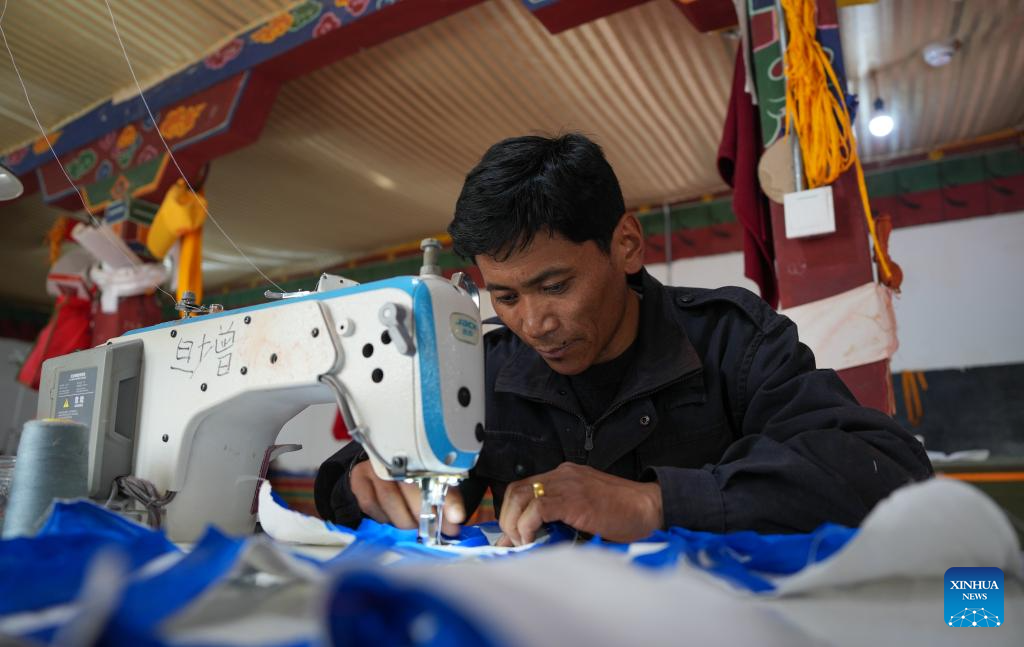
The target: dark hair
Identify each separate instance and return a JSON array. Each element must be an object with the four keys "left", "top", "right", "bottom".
[{"left": 448, "top": 133, "right": 625, "bottom": 261}]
